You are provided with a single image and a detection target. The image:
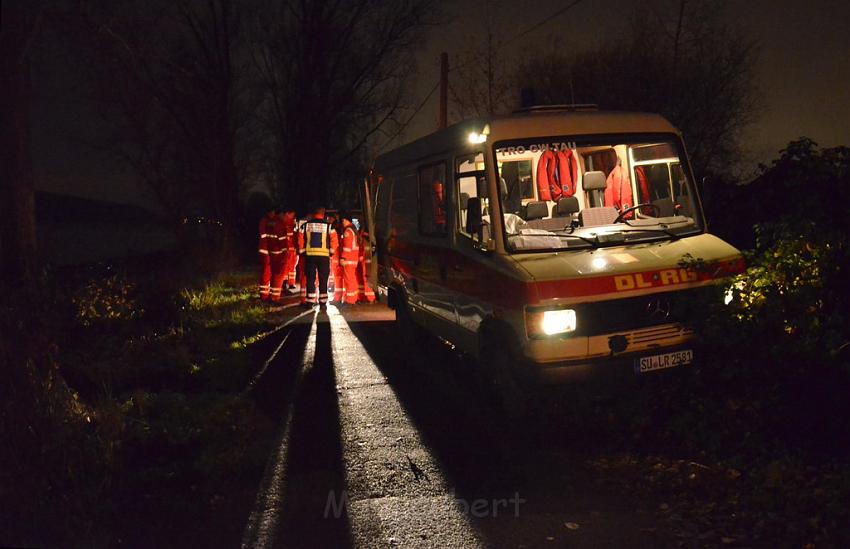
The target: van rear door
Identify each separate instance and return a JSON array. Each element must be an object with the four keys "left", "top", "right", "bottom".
[{"left": 361, "top": 174, "right": 378, "bottom": 289}]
